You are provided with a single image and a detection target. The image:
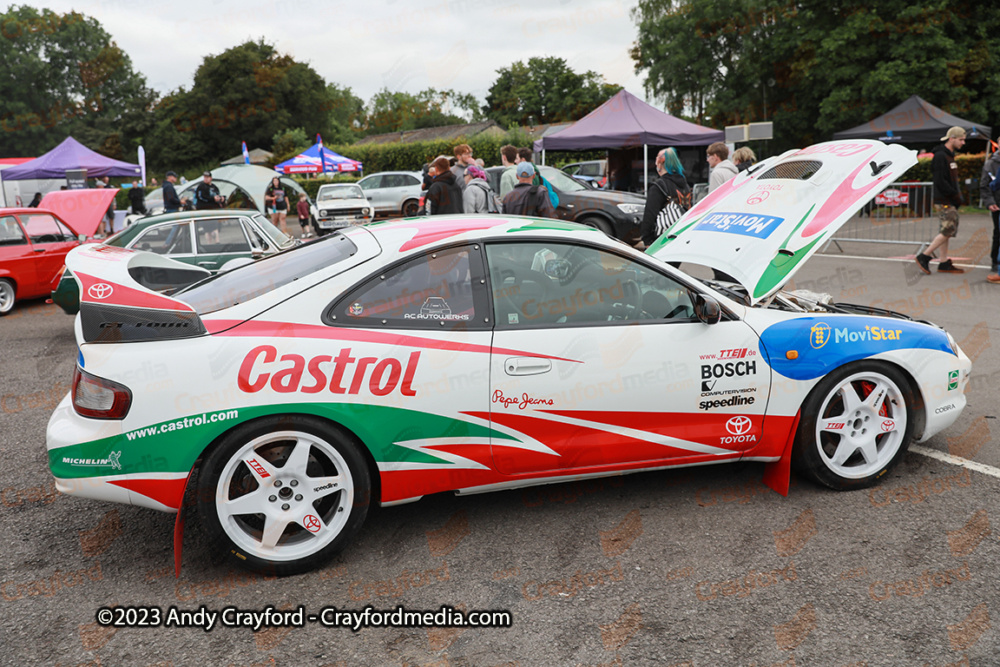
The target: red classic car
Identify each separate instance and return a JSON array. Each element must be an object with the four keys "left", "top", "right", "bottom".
[{"left": 0, "top": 188, "right": 117, "bottom": 314}]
